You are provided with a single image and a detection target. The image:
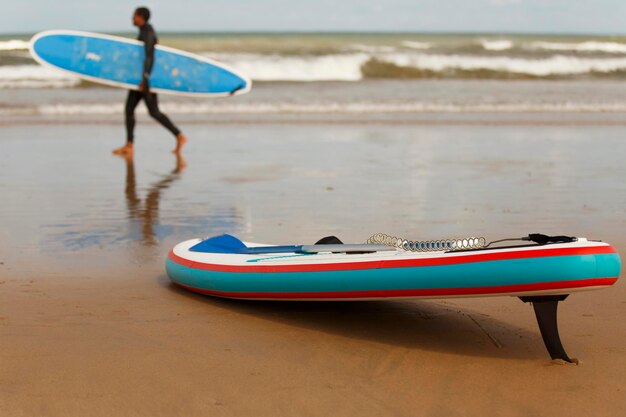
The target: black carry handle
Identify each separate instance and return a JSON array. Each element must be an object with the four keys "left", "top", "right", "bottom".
[{"left": 526, "top": 234, "right": 576, "bottom": 245}]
